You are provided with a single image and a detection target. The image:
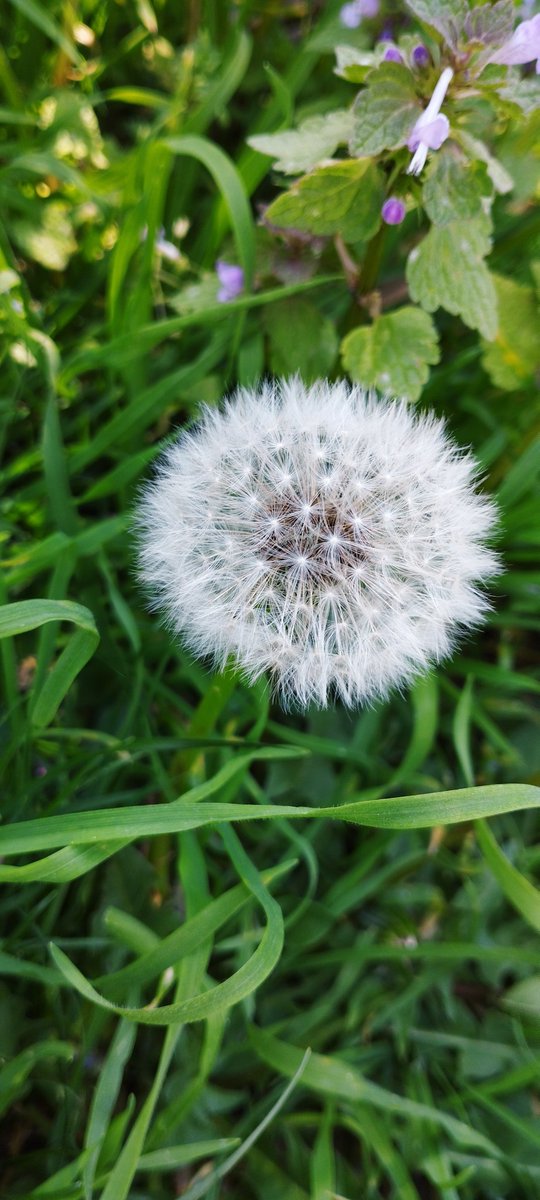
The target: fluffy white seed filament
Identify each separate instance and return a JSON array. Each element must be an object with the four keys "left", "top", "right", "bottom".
[{"left": 136, "top": 378, "right": 499, "bottom": 709}]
